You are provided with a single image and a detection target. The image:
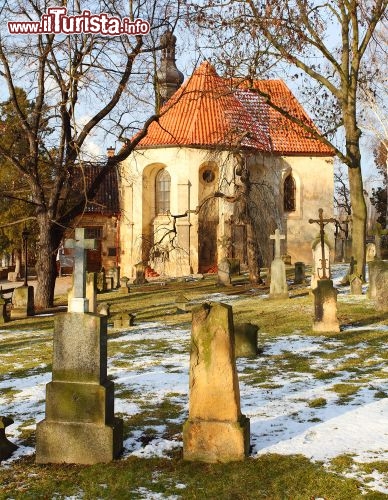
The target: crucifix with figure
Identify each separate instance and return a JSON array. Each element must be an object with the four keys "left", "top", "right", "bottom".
[
  {"left": 309, "top": 208, "right": 336, "bottom": 279},
  {"left": 270, "top": 228, "right": 285, "bottom": 260},
  {"left": 64, "top": 227, "right": 97, "bottom": 312}
]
